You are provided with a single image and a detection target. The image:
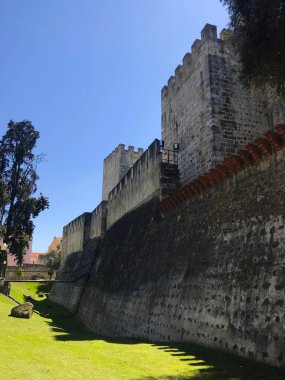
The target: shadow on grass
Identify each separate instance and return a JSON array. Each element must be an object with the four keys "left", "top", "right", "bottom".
[
  {"left": 24, "top": 295, "right": 97, "bottom": 341},
  {"left": 36, "top": 282, "right": 53, "bottom": 295},
  {"left": 22, "top": 284, "right": 285, "bottom": 380},
  {"left": 133, "top": 342, "right": 285, "bottom": 380},
  {"left": 23, "top": 285, "right": 136, "bottom": 344}
]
